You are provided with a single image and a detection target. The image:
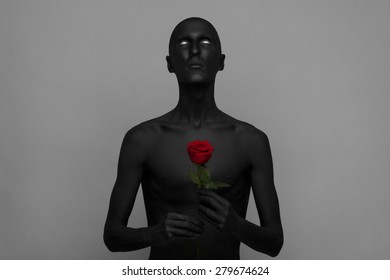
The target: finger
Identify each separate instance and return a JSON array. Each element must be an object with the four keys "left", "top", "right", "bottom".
[
  {"left": 198, "top": 195, "right": 223, "bottom": 212},
  {"left": 166, "top": 217, "right": 204, "bottom": 233},
  {"left": 167, "top": 213, "right": 204, "bottom": 227},
  {"left": 199, "top": 195, "right": 230, "bottom": 218},
  {"left": 198, "top": 204, "right": 225, "bottom": 228},
  {"left": 167, "top": 226, "right": 202, "bottom": 238},
  {"left": 198, "top": 189, "right": 229, "bottom": 207},
  {"left": 167, "top": 212, "right": 191, "bottom": 220}
]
